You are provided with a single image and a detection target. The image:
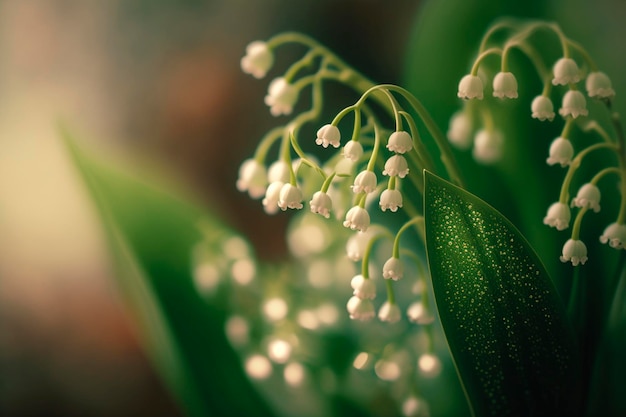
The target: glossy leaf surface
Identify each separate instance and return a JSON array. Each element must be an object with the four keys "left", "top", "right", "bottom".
[{"left": 424, "top": 171, "right": 581, "bottom": 417}]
